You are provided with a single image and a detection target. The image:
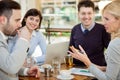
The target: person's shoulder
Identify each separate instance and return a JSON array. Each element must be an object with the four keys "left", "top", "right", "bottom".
[
  {"left": 72, "top": 23, "right": 81, "bottom": 30},
  {"left": 111, "top": 38, "right": 120, "bottom": 43},
  {"left": 95, "top": 23, "right": 104, "bottom": 28},
  {"left": 109, "top": 38, "right": 120, "bottom": 48},
  {"left": 0, "top": 34, "right": 3, "bottom": 40},
  {"left": 0, "top": 34, "right": 5, "bottom": 45},
  {"left": 34, "top": 30, "right": 42, "bottom": 34},
  {"left": 94, "top": 23, "right": 106, "bottom": 31},
  {"left": 108, "top": 38, "right": 120, "bottom": 57},
  {"left": 73, "top": 23, "right": 81, "bottom": 28},
  {"left": 35, "top": 30, "right": 44, "bottom": 38}
]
